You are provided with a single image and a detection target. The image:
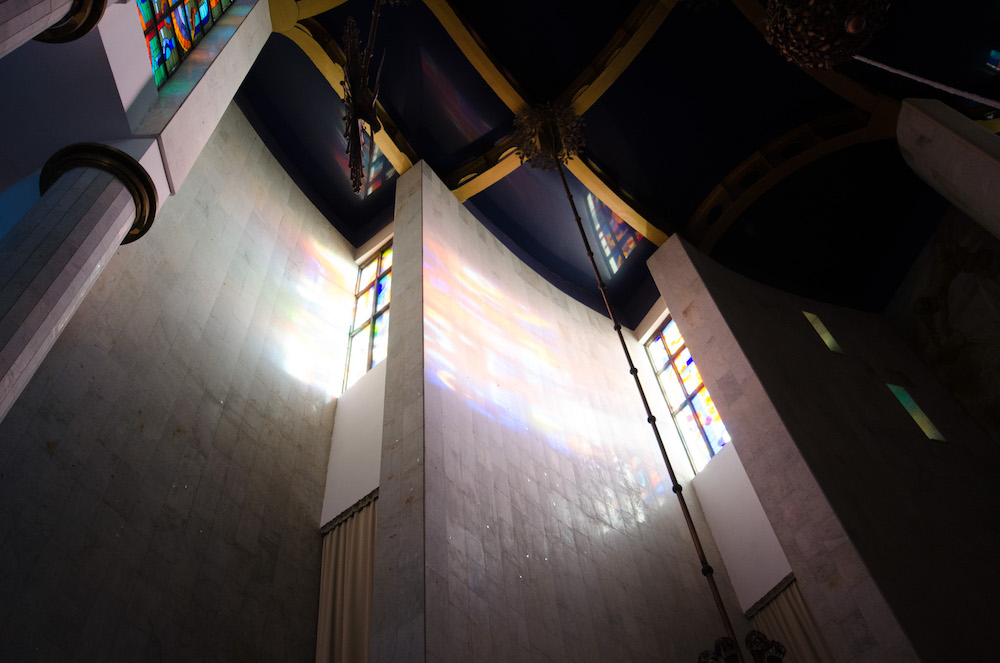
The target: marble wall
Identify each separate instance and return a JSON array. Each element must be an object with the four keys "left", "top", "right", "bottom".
[
  {"left": 369, "top": 163, "right": 745, "bottom": 662},
  {"left": 0, "top": 104, "right": 356, "bottom": 661},
  {"left": 650, "top": 236, "right": 1000, "bottom": 662}
]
